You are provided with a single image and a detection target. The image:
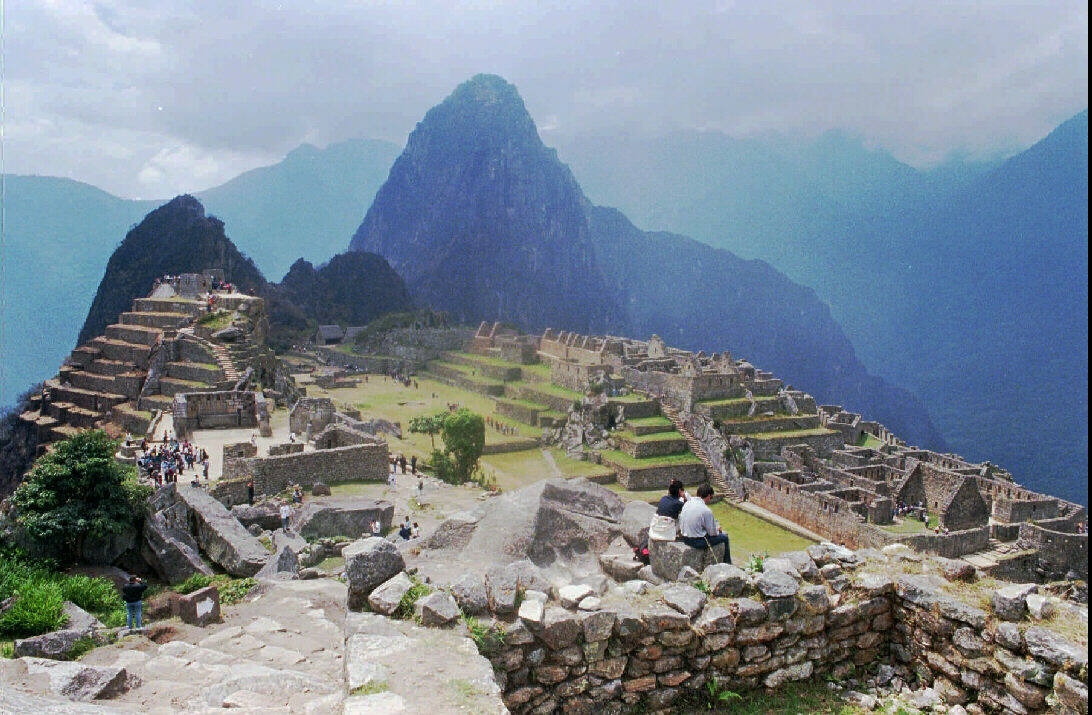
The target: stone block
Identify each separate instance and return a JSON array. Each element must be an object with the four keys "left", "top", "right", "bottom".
[
  {"left": 177, "top": 585, "right": 221, "bottom": 626},
  {"left": 703, "top": 563, "right": 746, "bottom": 597},
  {"left": 659, "top": 583, "right": 707, "bottom": 619},
  {"left": 367, "top": 572, "right": 412, "bottom": 616},
  {"left": 414, "top": 592, "right": 460, "bottom": 627},
  {"left": 649, "top": 539, "right": 724, "bottom": 581},
  {"left": 13, "top": 629, "right": 86, "bottom": 660},
  {"left": 991, "top": 583, "right": 1037, "bottom": 621},
  {"left": 296, "top": 498, "right": 394, "bottom": 540},
  {"left": 19, "top": 657, "right": 131, "bottom": 701},
  {"left": 344, "top": 537, "right": 405, "bottom": 610}
]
